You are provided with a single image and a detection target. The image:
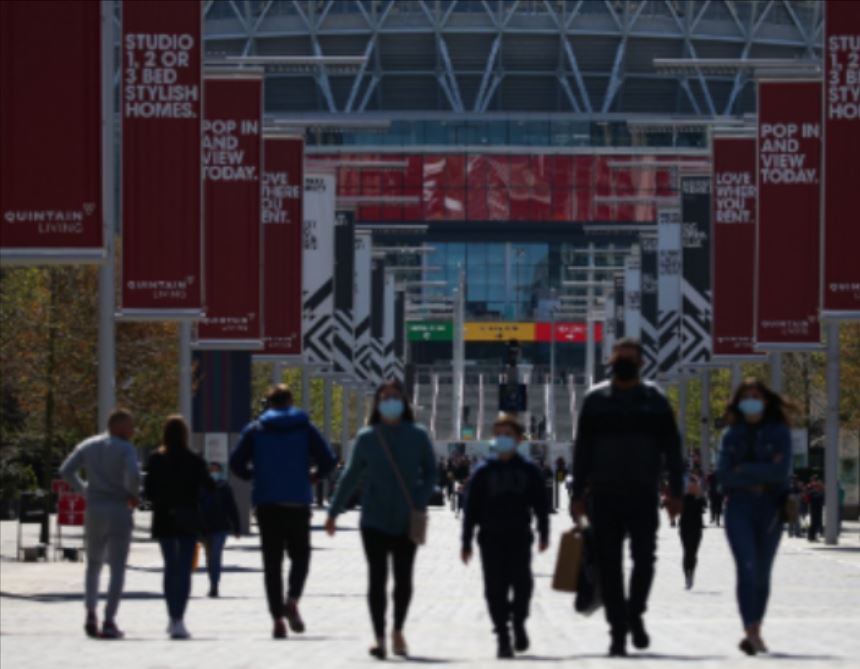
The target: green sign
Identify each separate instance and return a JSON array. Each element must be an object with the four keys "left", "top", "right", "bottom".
[{"left": 407, "top": 321, "right": 453, "bottom": 342}]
